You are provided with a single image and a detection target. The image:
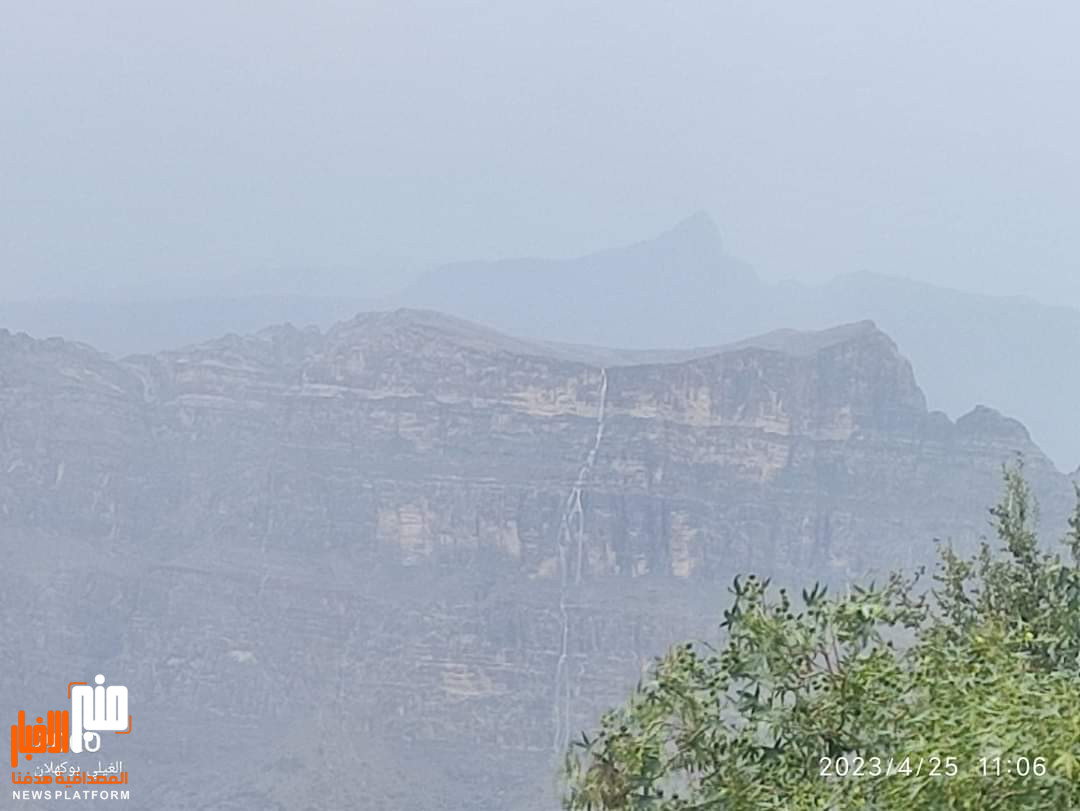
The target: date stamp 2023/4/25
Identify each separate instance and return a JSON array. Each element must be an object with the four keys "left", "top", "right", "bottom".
[{"left": 819, "top": 755, "right": 1051, "bottom": 779}]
